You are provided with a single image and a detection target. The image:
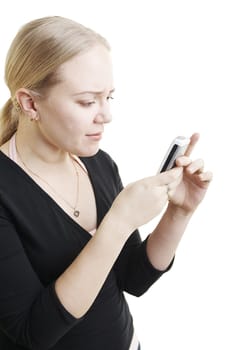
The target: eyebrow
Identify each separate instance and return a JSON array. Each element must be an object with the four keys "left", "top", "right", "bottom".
[{"left": 72, "top": 88, "right": 115, "bottom": 96}]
